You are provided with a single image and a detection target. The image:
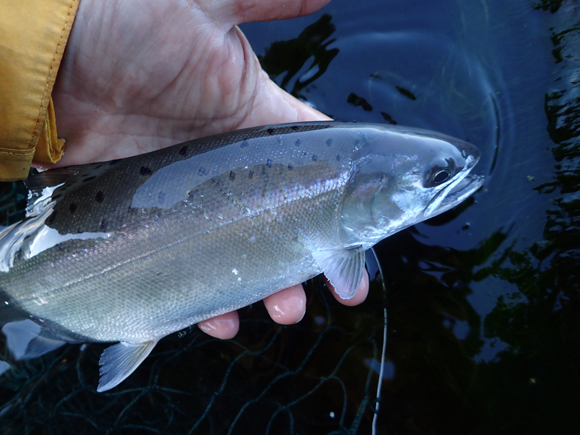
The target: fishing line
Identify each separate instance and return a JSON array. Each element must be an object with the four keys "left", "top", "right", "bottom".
[{"left": 367, "top": 247, "right": 387, "bottom": 435}]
